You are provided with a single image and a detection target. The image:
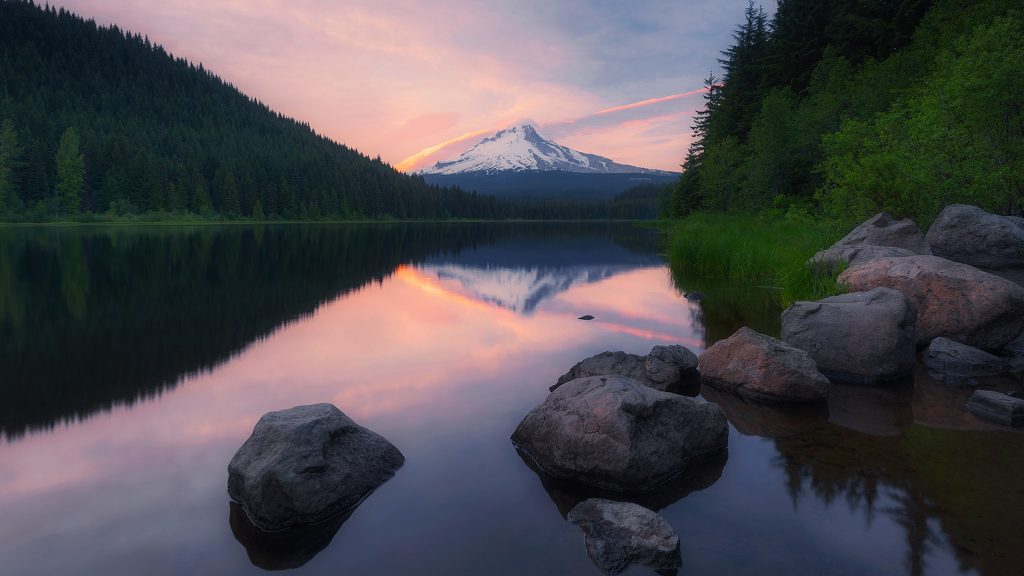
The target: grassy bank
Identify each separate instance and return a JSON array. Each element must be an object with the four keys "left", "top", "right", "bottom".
[{"left": 666, "top": 213, "right": 846, "bottom": 305}]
